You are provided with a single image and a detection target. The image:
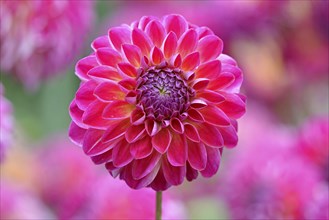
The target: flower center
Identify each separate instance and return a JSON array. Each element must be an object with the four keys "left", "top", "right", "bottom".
[{"left": 136, "top": 69, "right": 194, "bottom": 122}]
